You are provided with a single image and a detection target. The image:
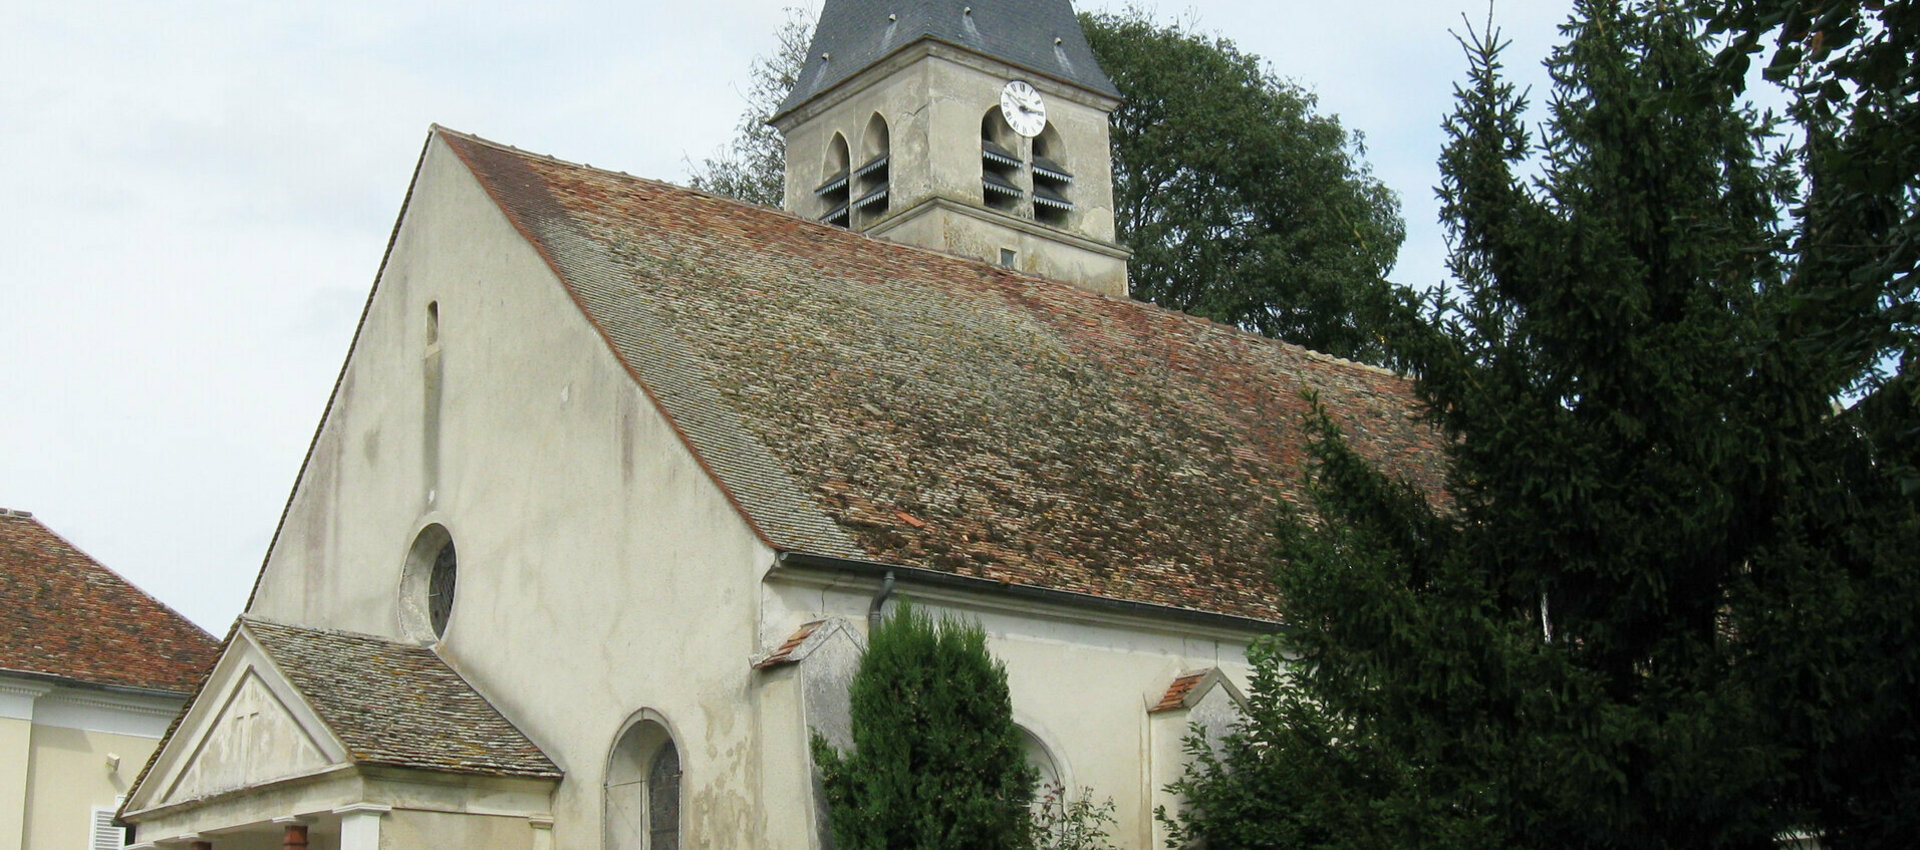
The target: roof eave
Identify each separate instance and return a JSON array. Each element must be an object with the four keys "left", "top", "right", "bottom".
[
  {"left": 771, "top": 550, "right": 1282, "bottom": 635},
  {"left": 0, "top": 667, "right": 192, "bottom": 700}
]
